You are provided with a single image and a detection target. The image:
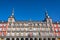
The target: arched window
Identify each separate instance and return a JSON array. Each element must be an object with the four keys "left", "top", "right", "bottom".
[
  {"left": 25, "top": 38, "right": 28, "bottom": 40},
  {"left": 52, "top": 38, "right": 55, "bottom": 40},
  {"left": 12, "top": 38, "right": 14, "bottom": 40},
  {"left": 48, "top": 38, "right": 50, "bottom": 40},
  {"left": 16, "top": 38, "right": 19, "bottom": 40},
  {"left": 34, "top": 38, "right": 37, "bottom": 40},
  {"left": 30, "top": 38, "right": 33, "bottom": 40},
  {"left": 21, "top": 38, "right": 24, "bottom": 40},
  {"left": 39, "top": 38, "right": 42, "bottom": 40},
  {"left": 43, "top": 38, "right": 46, "bottom": 40},
  {"left": 6, "top": 38, "right": 10, "bottom": 40}
]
